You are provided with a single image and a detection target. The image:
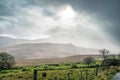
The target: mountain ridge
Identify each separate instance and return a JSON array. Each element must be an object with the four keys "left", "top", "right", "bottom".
[
  {"left": 0, "top": 36, "right": 30, "bottom": 48},
  {"left": 0, "top": 42, "right": 98, "bottom": 60}
]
